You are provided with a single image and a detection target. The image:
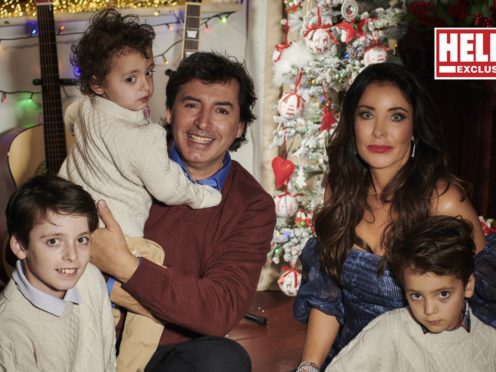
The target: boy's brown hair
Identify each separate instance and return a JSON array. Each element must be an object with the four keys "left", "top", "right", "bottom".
[
  {"left": 6, "top": 175, "right": 98, "bottom": 248},
  {"left": 391, "top": 215, "right": 475, "bottom": 285}
]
